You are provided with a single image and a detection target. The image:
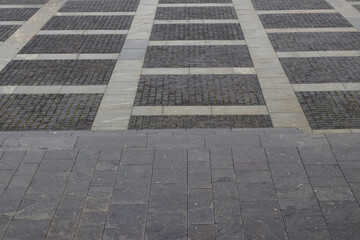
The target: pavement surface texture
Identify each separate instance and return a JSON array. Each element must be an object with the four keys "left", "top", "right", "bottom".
[{"left": 0, "top": 0, "right": 360, "bottom": 239}]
